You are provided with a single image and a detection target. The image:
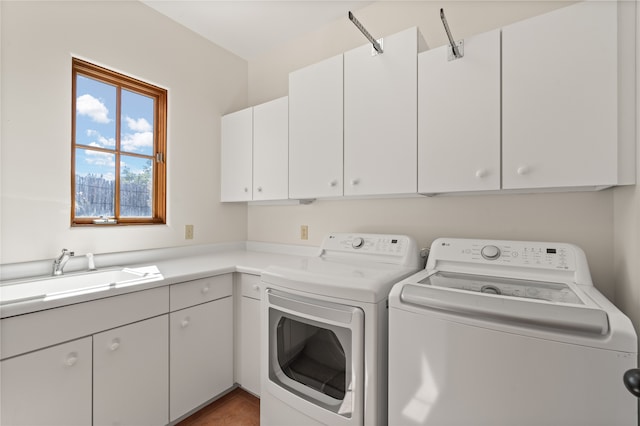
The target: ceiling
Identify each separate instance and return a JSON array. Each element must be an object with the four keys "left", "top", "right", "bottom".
[{"left": 142, "top": 0, "right": 374, "bottom": 60}]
